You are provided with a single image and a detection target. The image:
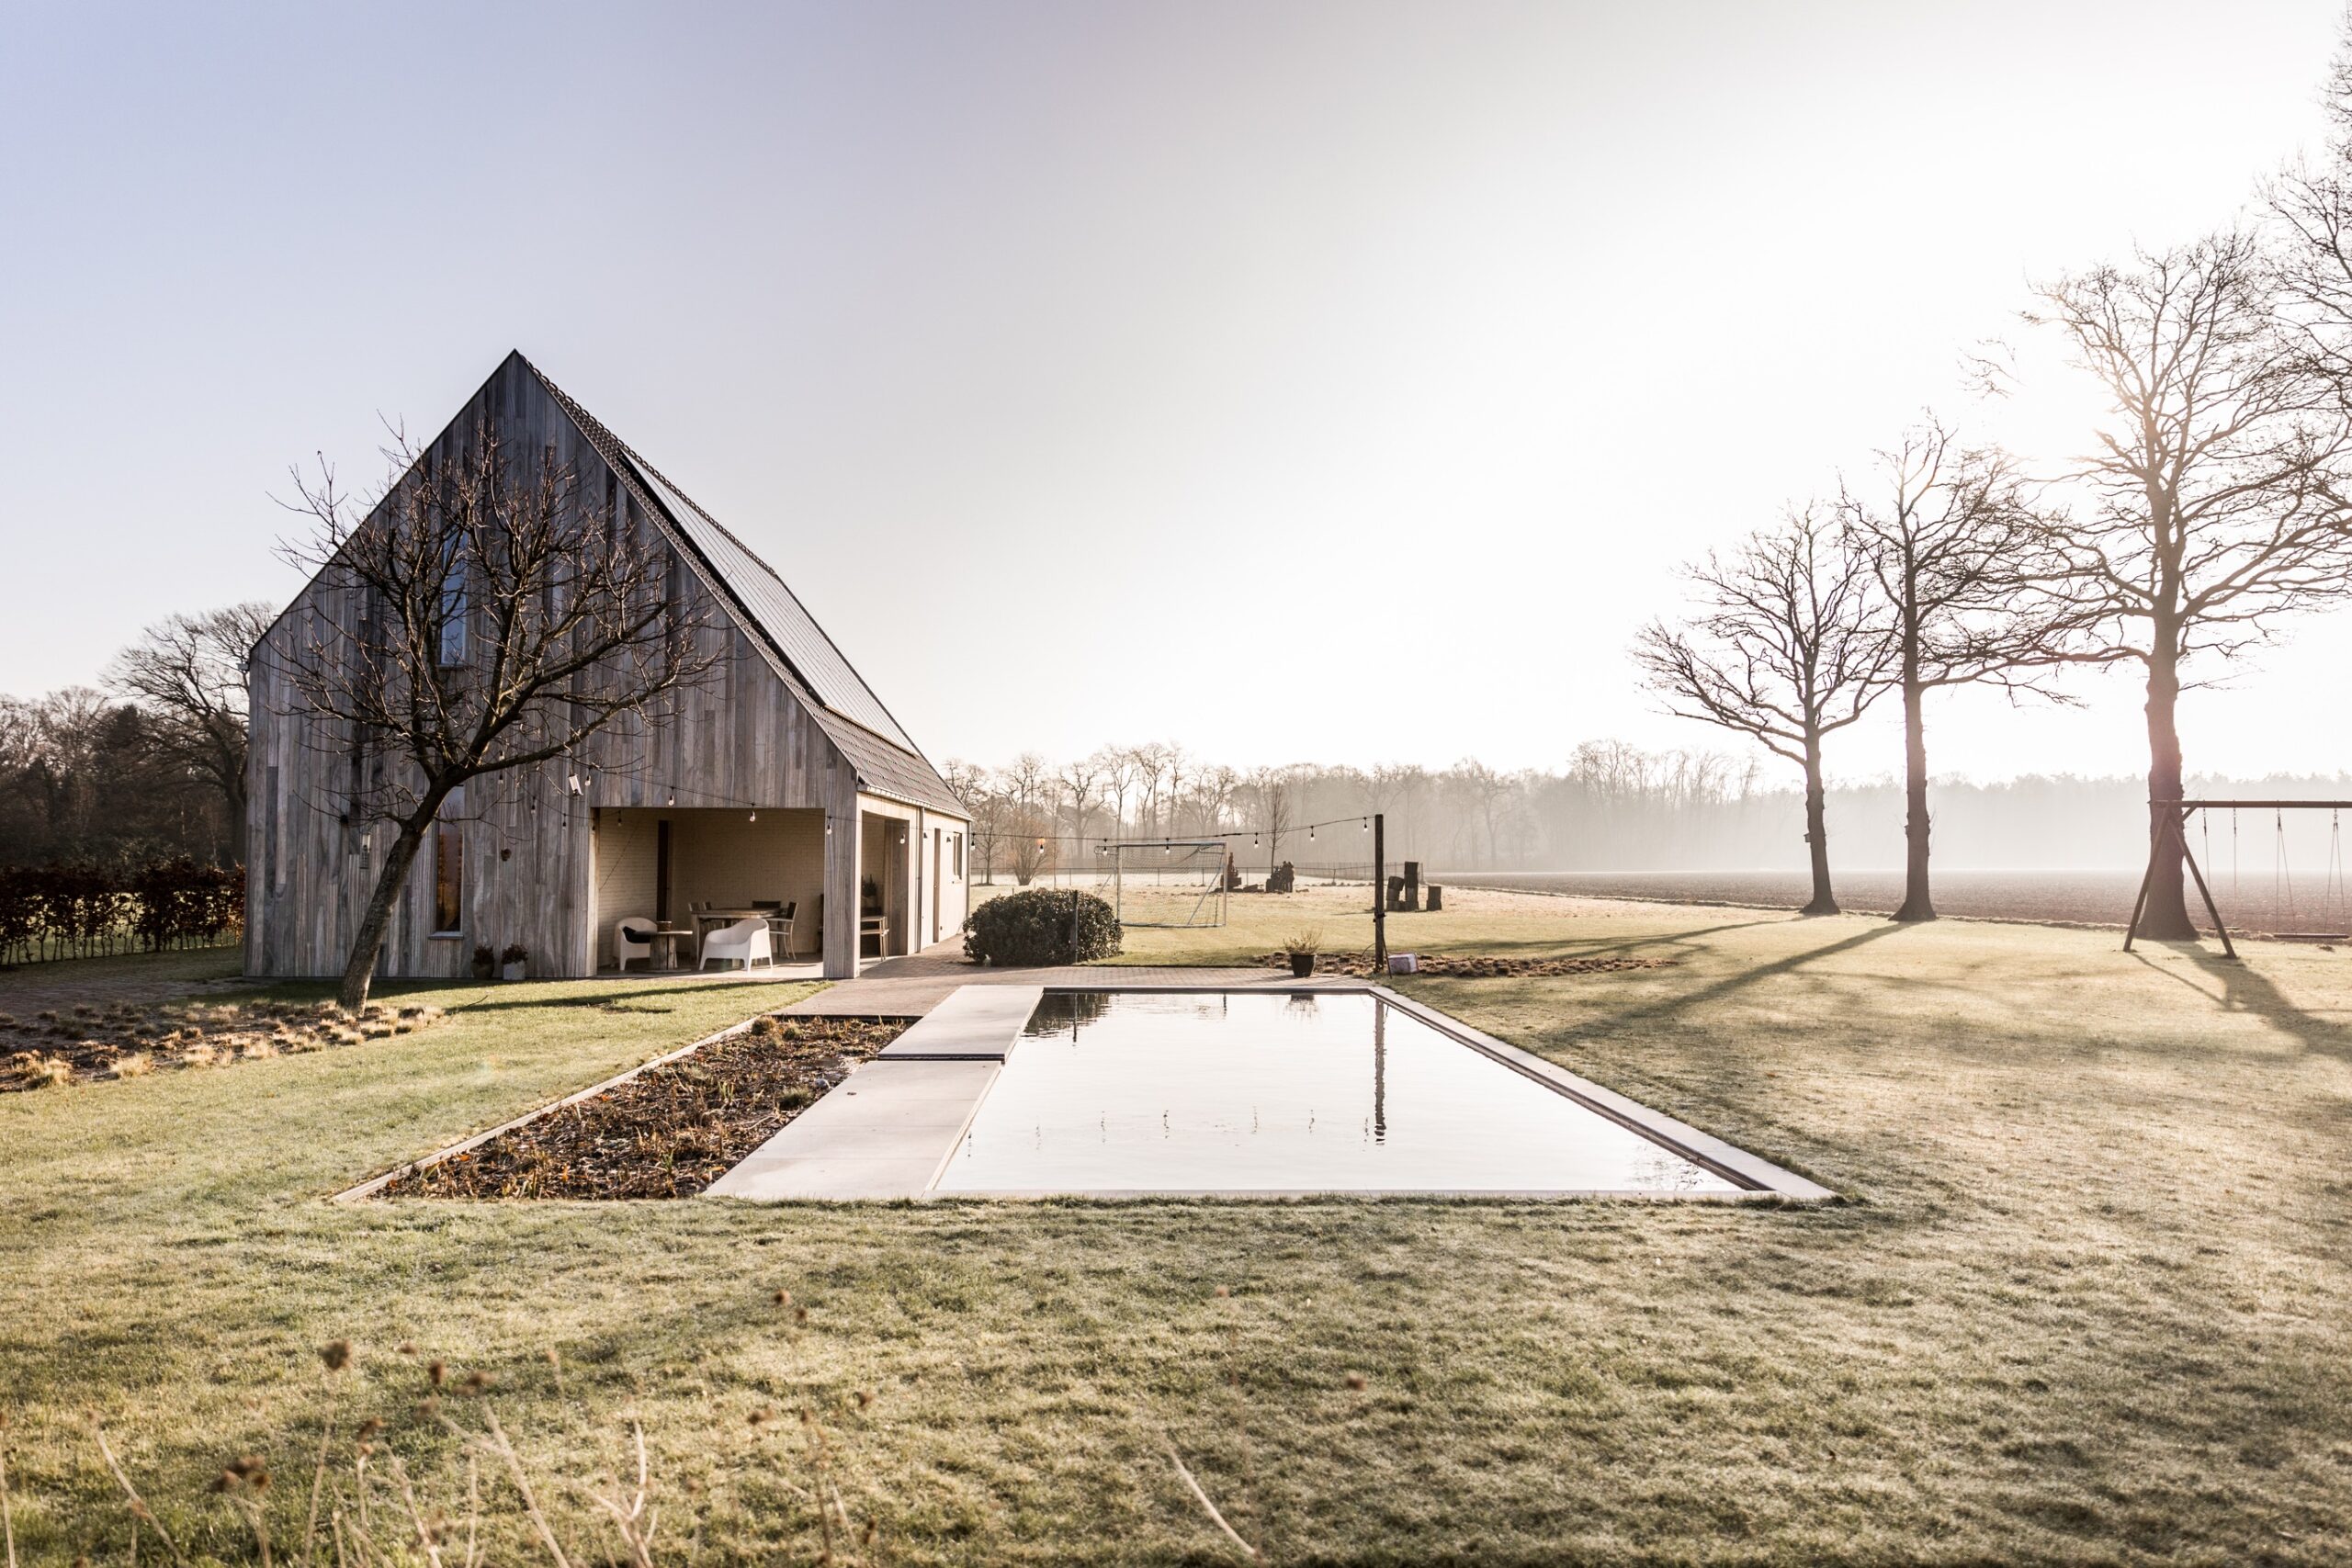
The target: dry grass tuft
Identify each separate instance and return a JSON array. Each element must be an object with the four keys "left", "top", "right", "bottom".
[
  {"left": 1, "top": 1053, "right": 71, "bottom": 1090},
  {"left": 0, "top": 995, "right": 453, "bottom": 1090}
]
